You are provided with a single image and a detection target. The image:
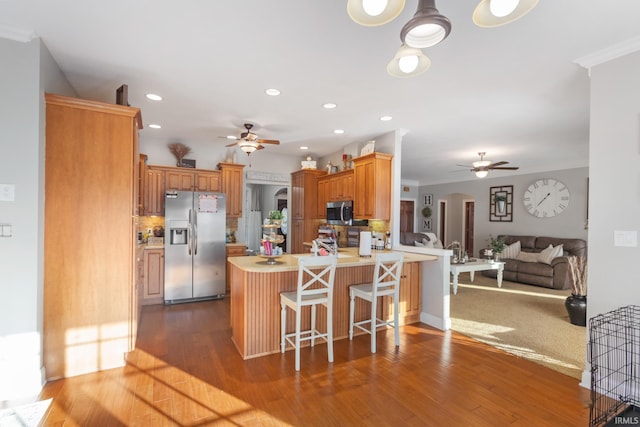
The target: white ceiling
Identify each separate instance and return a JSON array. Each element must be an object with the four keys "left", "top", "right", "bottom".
[{"left": 2, "top": 1, "right": 640, "bottom": 184}]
